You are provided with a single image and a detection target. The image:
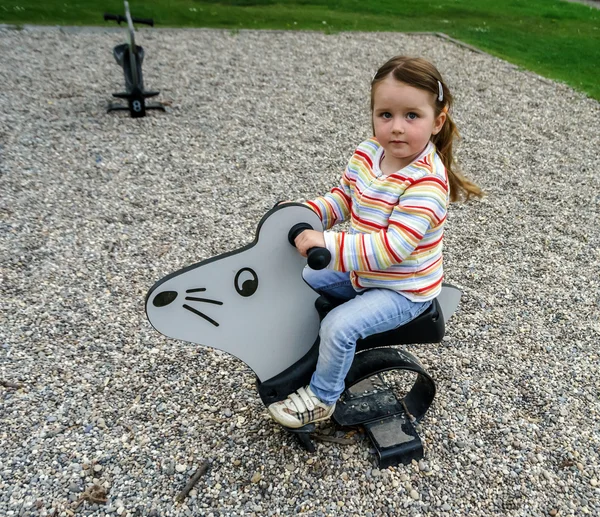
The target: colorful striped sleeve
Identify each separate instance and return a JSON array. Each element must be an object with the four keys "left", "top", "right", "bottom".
[
  {"left": 304, "top": 169, "right": 353, "bottom": 230},
  {"left": 323, "top": 175, "right": 448, "bottom": 271}
]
